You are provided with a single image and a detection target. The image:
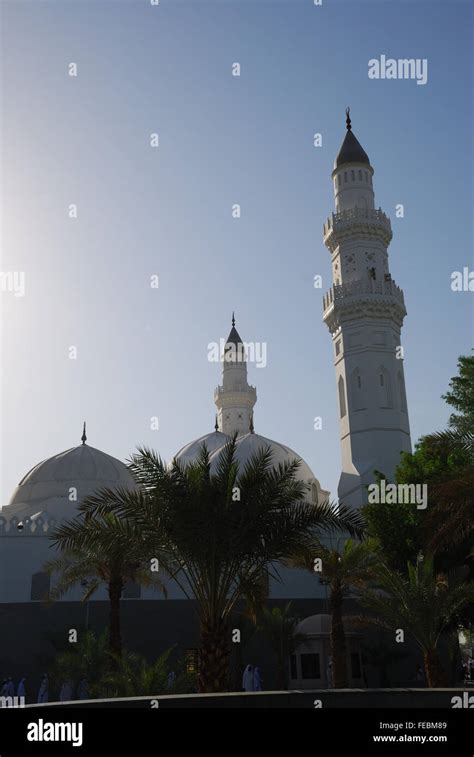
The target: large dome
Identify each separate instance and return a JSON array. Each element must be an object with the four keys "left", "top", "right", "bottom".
[
  {"left": 4, "top": 443, "right": 136, "bottom": 521},
  {"left": 174, "top": 431, "right": 328, "bottom": 504}
]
